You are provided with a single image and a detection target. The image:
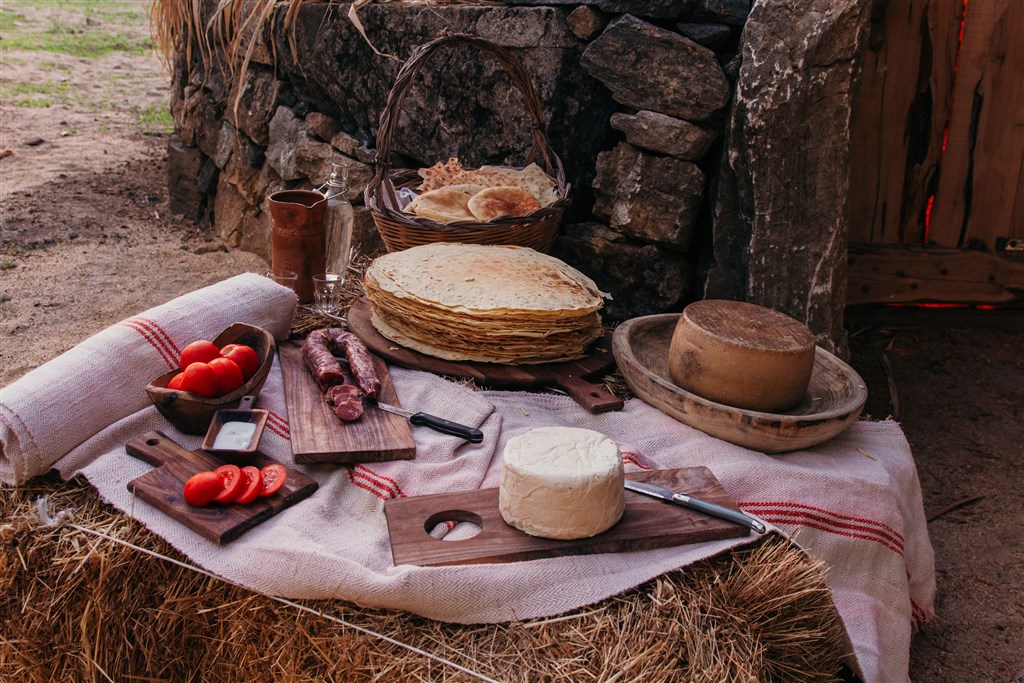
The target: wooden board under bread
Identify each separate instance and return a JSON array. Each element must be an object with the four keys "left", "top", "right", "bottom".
[
  {"left": 347, "top": 297, "right": 624, "bottom": 414},
  {"left": 125, "top": 431, "right": 318, "bottom": 544},
  {"left": 384, "top": 466, "right": 751, "bottom": 567},
  {"left": 278, "top": 342, "right": 416, "bottom": 464}
]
